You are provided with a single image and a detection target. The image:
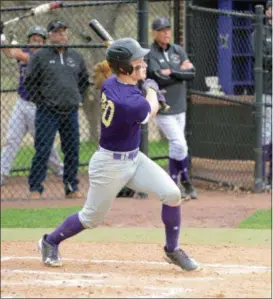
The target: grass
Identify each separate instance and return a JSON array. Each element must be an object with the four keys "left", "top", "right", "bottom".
[
  {"left": 1, "top": 207, "right": 81, "bottom": 228},
  {"left": 1, "top": 227, "right": 271, "bottom": 246},
  {"left": 1, "top": 207, "right": 271, "bottom": 247},
  {"left": 238, "top": 209, "right": 272, "bottom": 229},
  {"left": 10, "top": 139, "right": 169, "bottom": 176},
  {"left": 2, "top": 207, "right": 271, "bottom": 230}
]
